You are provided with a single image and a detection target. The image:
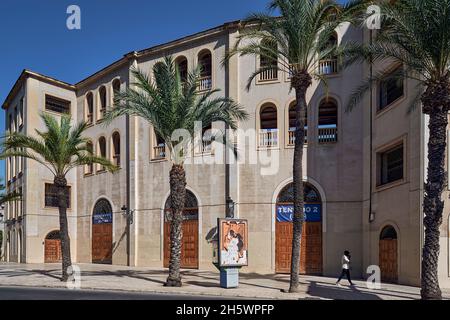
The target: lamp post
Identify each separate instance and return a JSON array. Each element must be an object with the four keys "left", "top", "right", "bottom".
[{"left": 226, "top": 196, "right": 235, "bottom": 218}]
